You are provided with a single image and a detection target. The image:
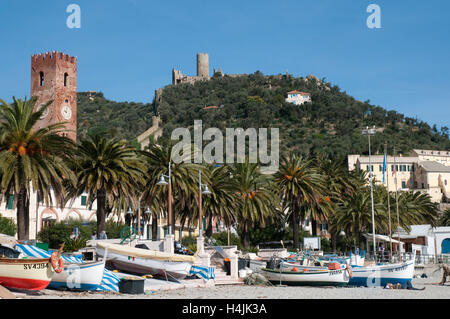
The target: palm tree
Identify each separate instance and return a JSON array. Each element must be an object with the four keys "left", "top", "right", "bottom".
[
  {"left": 233, "top": 161, "right": 279, "bottom": 248},
  {"left": 333, "top": 189, "right": 388, "bottom": 250},
  {"left": 0, "top": 97, "right": 76, "bottom": 240},
  {"left": 274, "top": 155, "right": 326, "bottom": 249},
  {"left": 201, "top": 164, "right": 238, "bottom": 238},
  {"left": 439, "top": 208, "right": 450, "bottom": 226},
  {"left": 66, "top": 135, "right": 146, "bottom": 235}
]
